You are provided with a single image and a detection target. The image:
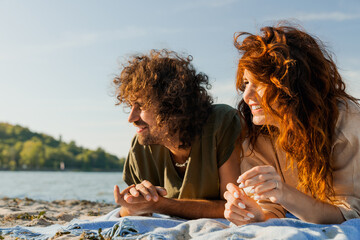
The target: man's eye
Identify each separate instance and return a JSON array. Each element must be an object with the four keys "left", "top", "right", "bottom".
[
  {"left": 243, "top": 80, "right": 249, "bottom": 85},
  {"left": 134, "top": 103, "right": 145, "bottom": 111},
  {"left": 136, "top": 103, "right": 143, "bottom": 109}
]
